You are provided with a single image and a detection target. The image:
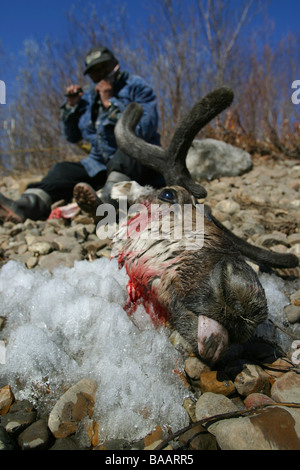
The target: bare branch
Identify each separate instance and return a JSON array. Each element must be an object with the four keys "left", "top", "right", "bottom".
[
  {"left": 196, "top": 0, "right": 269, "bottom": 85},
  {"left": 224, "top": 0, "right": 255, "bottom": 60}
]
